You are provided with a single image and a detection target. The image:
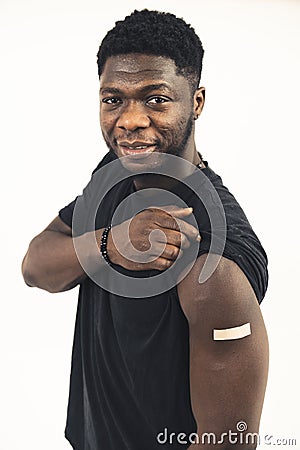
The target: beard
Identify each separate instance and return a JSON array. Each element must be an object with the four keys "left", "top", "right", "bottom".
[
  {"left": 101, "top": 113, "right": 195, "bottom": 181},
  {"left": 104, "top": 113, "right": 194, "bottom": 159},
  {"left": 163, "top": 114, "right": 194, "bottom": 158}
]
